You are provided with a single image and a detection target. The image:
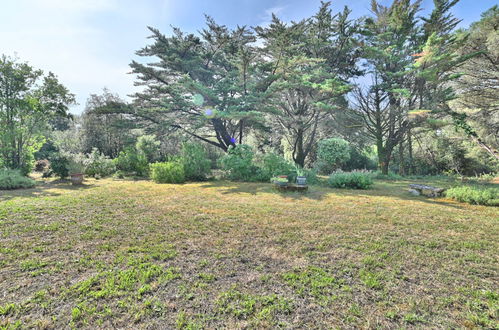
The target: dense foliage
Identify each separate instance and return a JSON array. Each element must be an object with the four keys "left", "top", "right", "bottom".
[
  {"left": 445, "top": 186, "right": 498, "bottom": 206},
  {"left": 0, "top": 169, "right": 35, "bottom": 190},
  {"left": 150, "top": 162, "right": 185, "bottom": 184},
  {"left": 219, "top": 145, "right": 260, "bottom": 182},
  {"left": 316, "top": 138, "right": 351, "bottom": 174},
  {"left": 180, "top": 143, "right": 211, "bottom": 181},
  {"left": 328, "top": 171, "right": 374, "bottom": 189}
]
